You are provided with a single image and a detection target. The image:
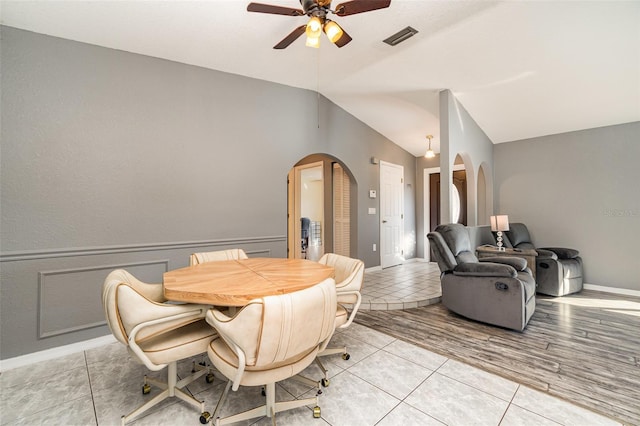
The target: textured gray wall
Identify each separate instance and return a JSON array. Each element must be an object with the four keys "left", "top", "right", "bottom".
[
  {"left": 494, "top": 122, "right": 640, "bottom": 291},
  {"left": 0, "top": 26, "right": 416, "bottom": 359}
]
